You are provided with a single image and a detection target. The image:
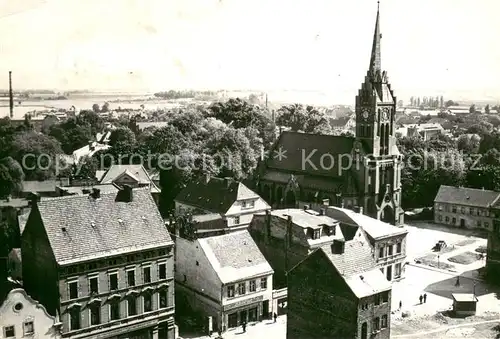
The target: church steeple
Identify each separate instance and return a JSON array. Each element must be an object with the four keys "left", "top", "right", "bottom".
[{"left": 369, "top": 1, "right": 382, "bottom": 73}]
